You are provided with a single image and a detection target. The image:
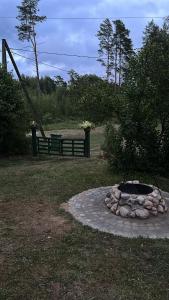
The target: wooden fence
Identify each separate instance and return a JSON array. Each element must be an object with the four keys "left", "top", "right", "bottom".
[{"left": 31, "top": 126, "right": 90, "bottom": 158}]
